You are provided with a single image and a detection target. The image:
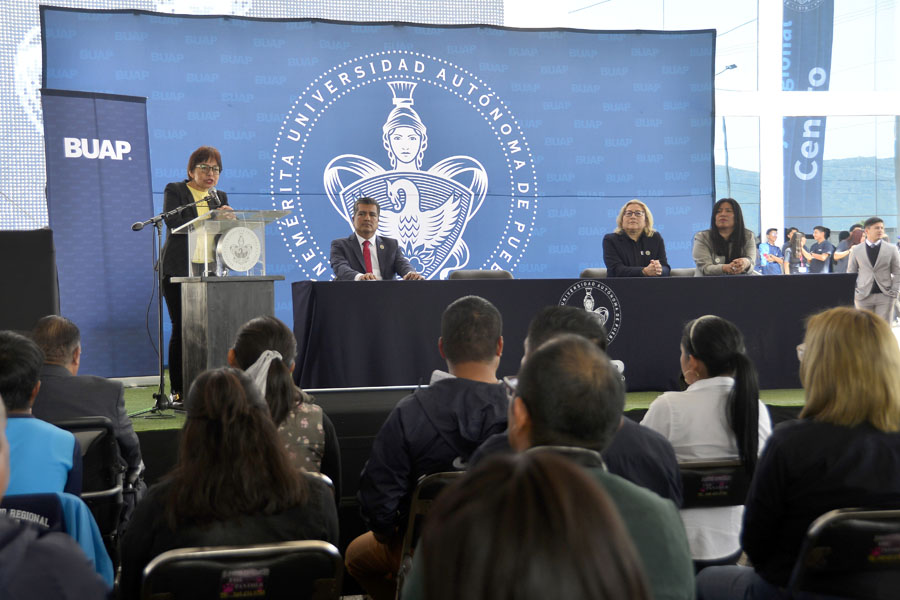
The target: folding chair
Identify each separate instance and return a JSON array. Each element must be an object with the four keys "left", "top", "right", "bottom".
[
  {"left": 394, "top": 471, "right": 464, "bottom": 599},
  {"left": 141, "top": 540, "right": 343, "bottom": 600},
  {"left": 679, "top": 459, "right": 752, "bottom": 570},
  {"left": 788, "top": 507, "right": 900, "bottom": 600},
  {"left": 53, "top": 416, "right": 125, "bottom": 564},
  {"left": 679, "top": 459, "right": 751, "bottom": 510}
]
